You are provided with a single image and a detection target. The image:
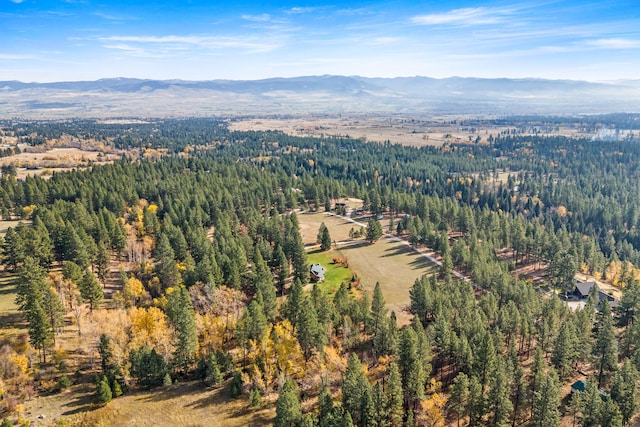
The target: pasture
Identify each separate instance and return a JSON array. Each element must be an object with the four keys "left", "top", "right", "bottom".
[{"left": 298, "top": 212, "right": 439, "bottom": 325}]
